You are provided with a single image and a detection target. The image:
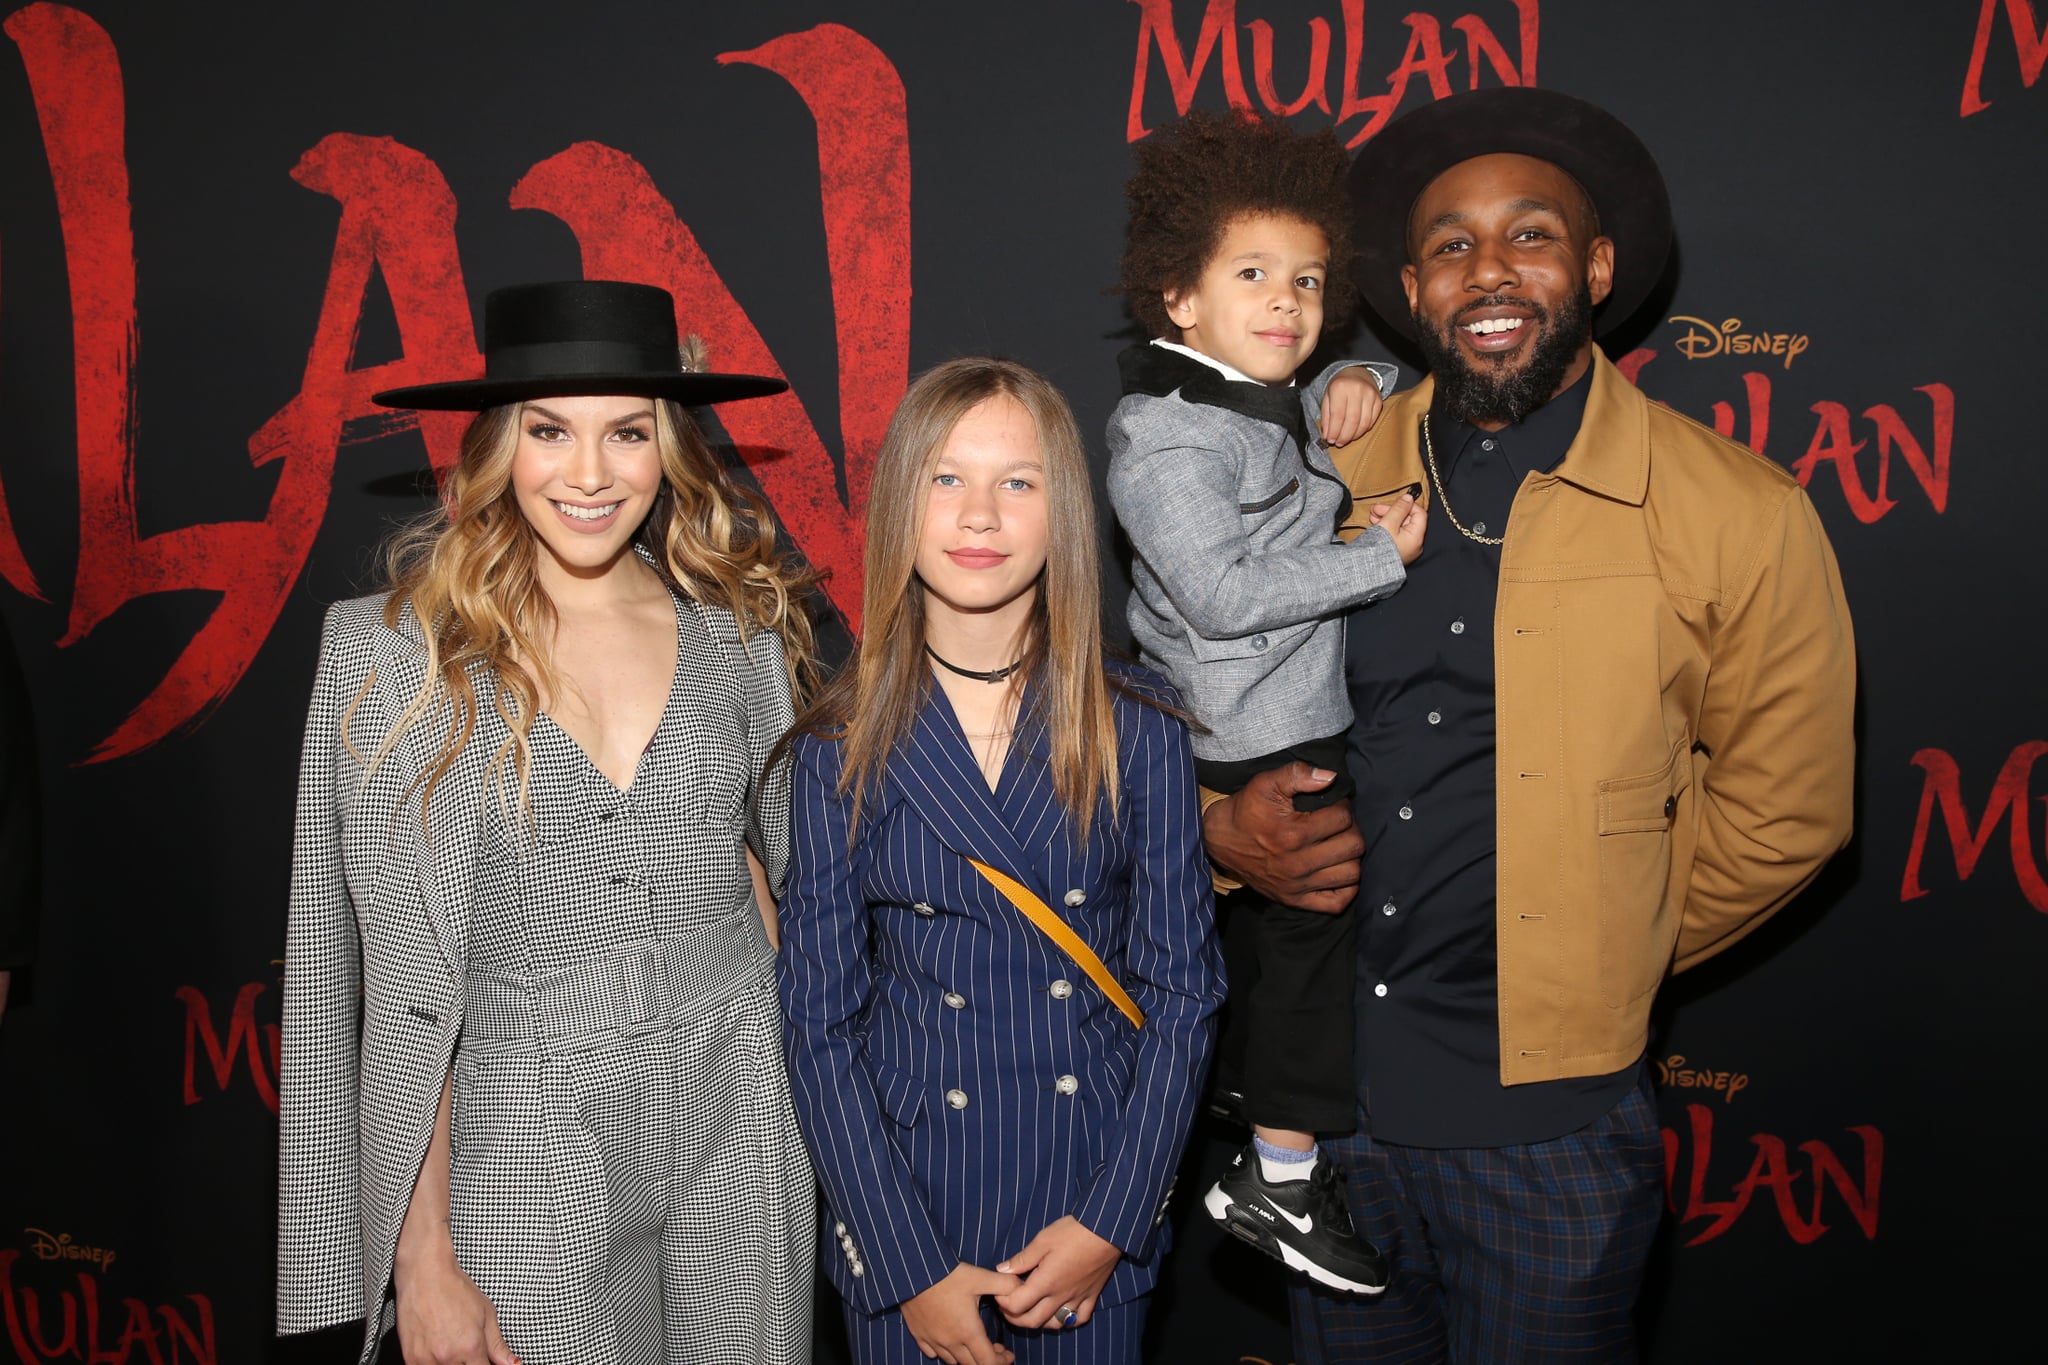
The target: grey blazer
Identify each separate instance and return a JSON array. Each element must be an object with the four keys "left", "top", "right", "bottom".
[
  {"left": 1106, "top": 344, "right": 1407, "bottom": 762},
  {"left": 276, "top": 591, "right": 792, "bottom": 1362}
]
